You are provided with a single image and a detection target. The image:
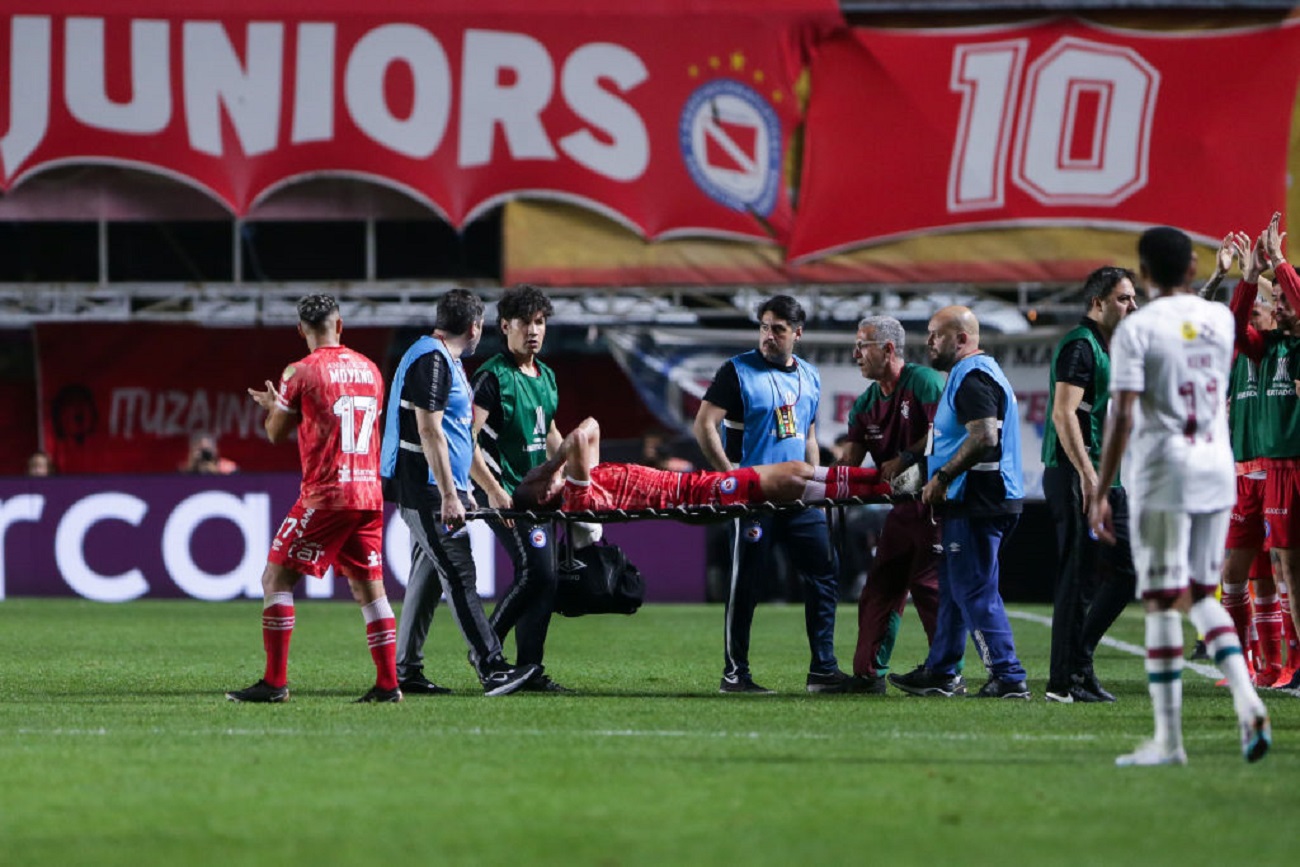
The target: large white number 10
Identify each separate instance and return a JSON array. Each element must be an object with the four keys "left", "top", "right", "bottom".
[
  {"left": 948, "top": 36, "right": 1159, "bottom": 212},
  {"left": 333, "top": 394, "right": 378, "bottom": 454}
]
